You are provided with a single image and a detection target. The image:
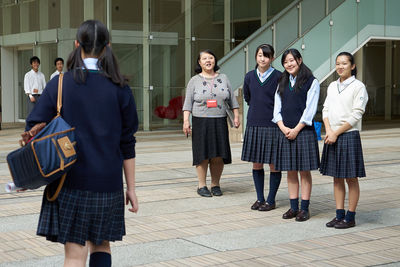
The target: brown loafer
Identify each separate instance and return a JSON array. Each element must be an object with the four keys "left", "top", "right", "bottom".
[
  {"left": 258, "top": 202, "right": 276, "bottom": 211},
  {"left": 295, "top": 210, "right": 310, "bottom": 222},
  {"left": 326, "top": 217, "right": 342, "bottom": 228},
  {"left": 282, "top": 208, "right": 298, "bottom": 219},
  {"left": 251, "top": 200, "right": 264, "bottom": 210},
  {"left": 334, "top": 220, "right": 355, "bottom": 229}
]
